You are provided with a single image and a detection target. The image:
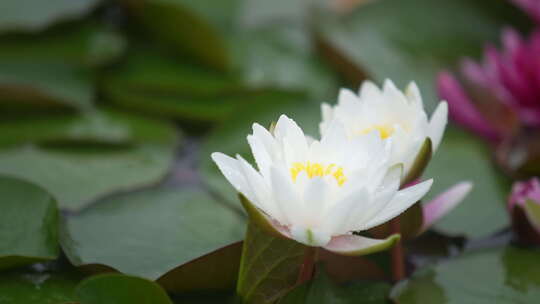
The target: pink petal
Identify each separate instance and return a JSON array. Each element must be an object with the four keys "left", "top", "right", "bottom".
[
  {"left": 420, "top": 182, "right": 473, "bottom": 233},
  {"left": 323, "top": 234, "right": 400, "bottom": 256},
  {"left": 437, "top": 72, "right": 502, "bottom": 143}
]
